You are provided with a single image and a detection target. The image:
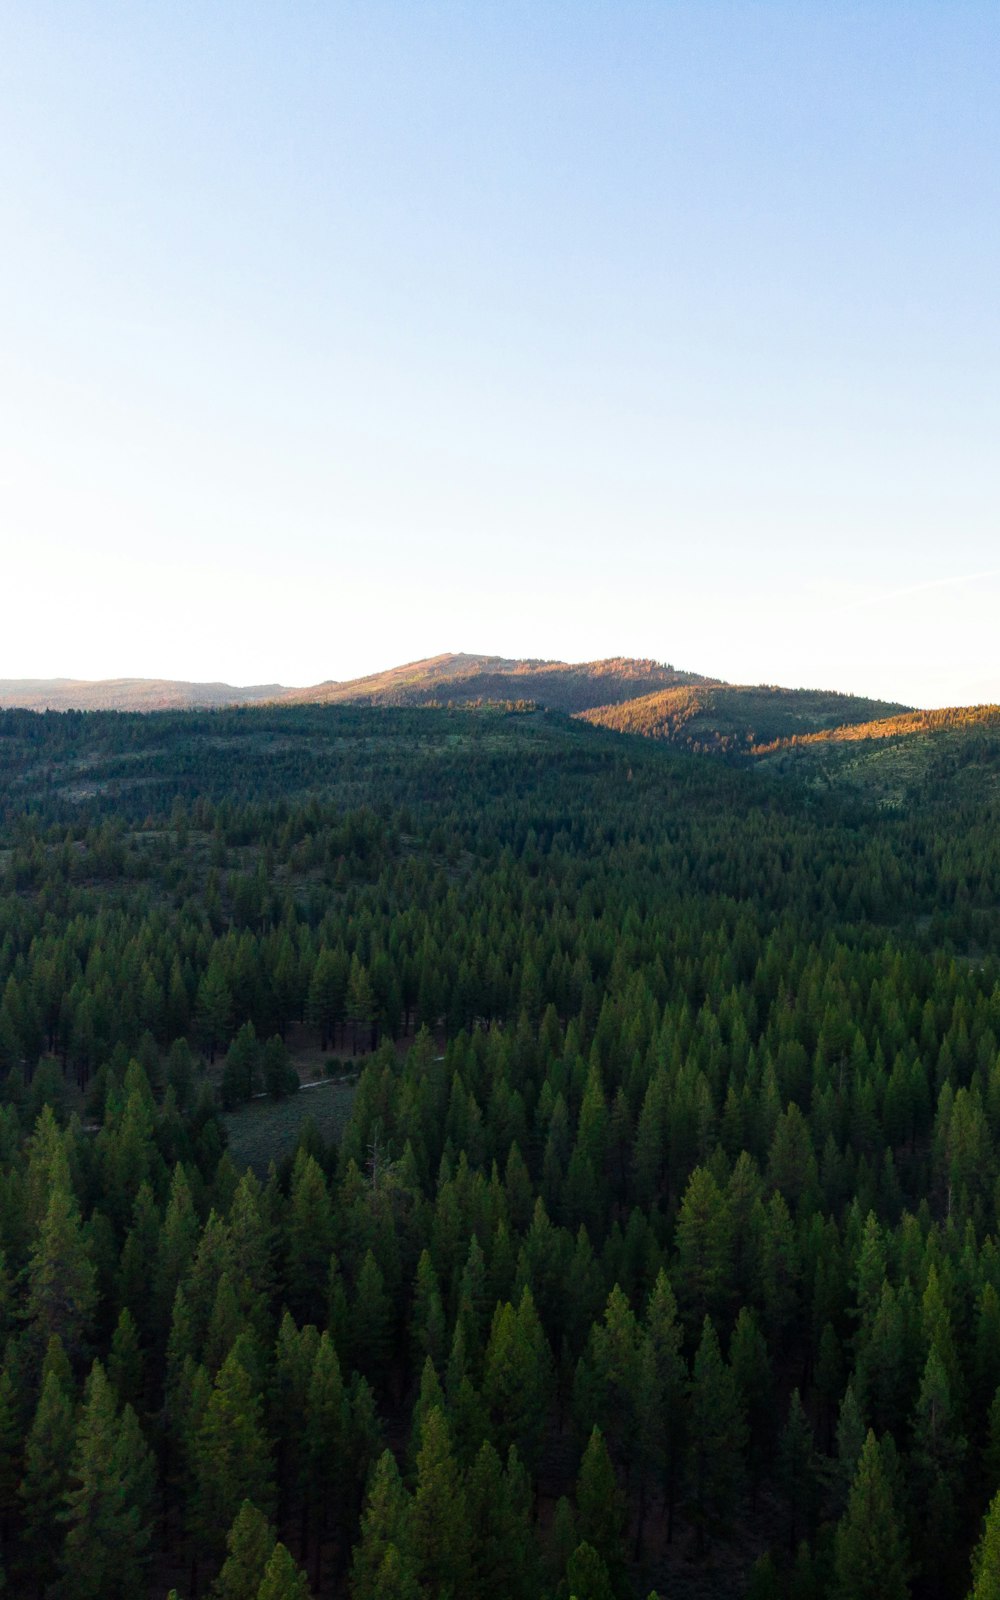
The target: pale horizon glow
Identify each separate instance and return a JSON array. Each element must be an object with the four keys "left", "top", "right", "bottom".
[{"left": 1, "top": 4, "right": 998, "bottom": 711}]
